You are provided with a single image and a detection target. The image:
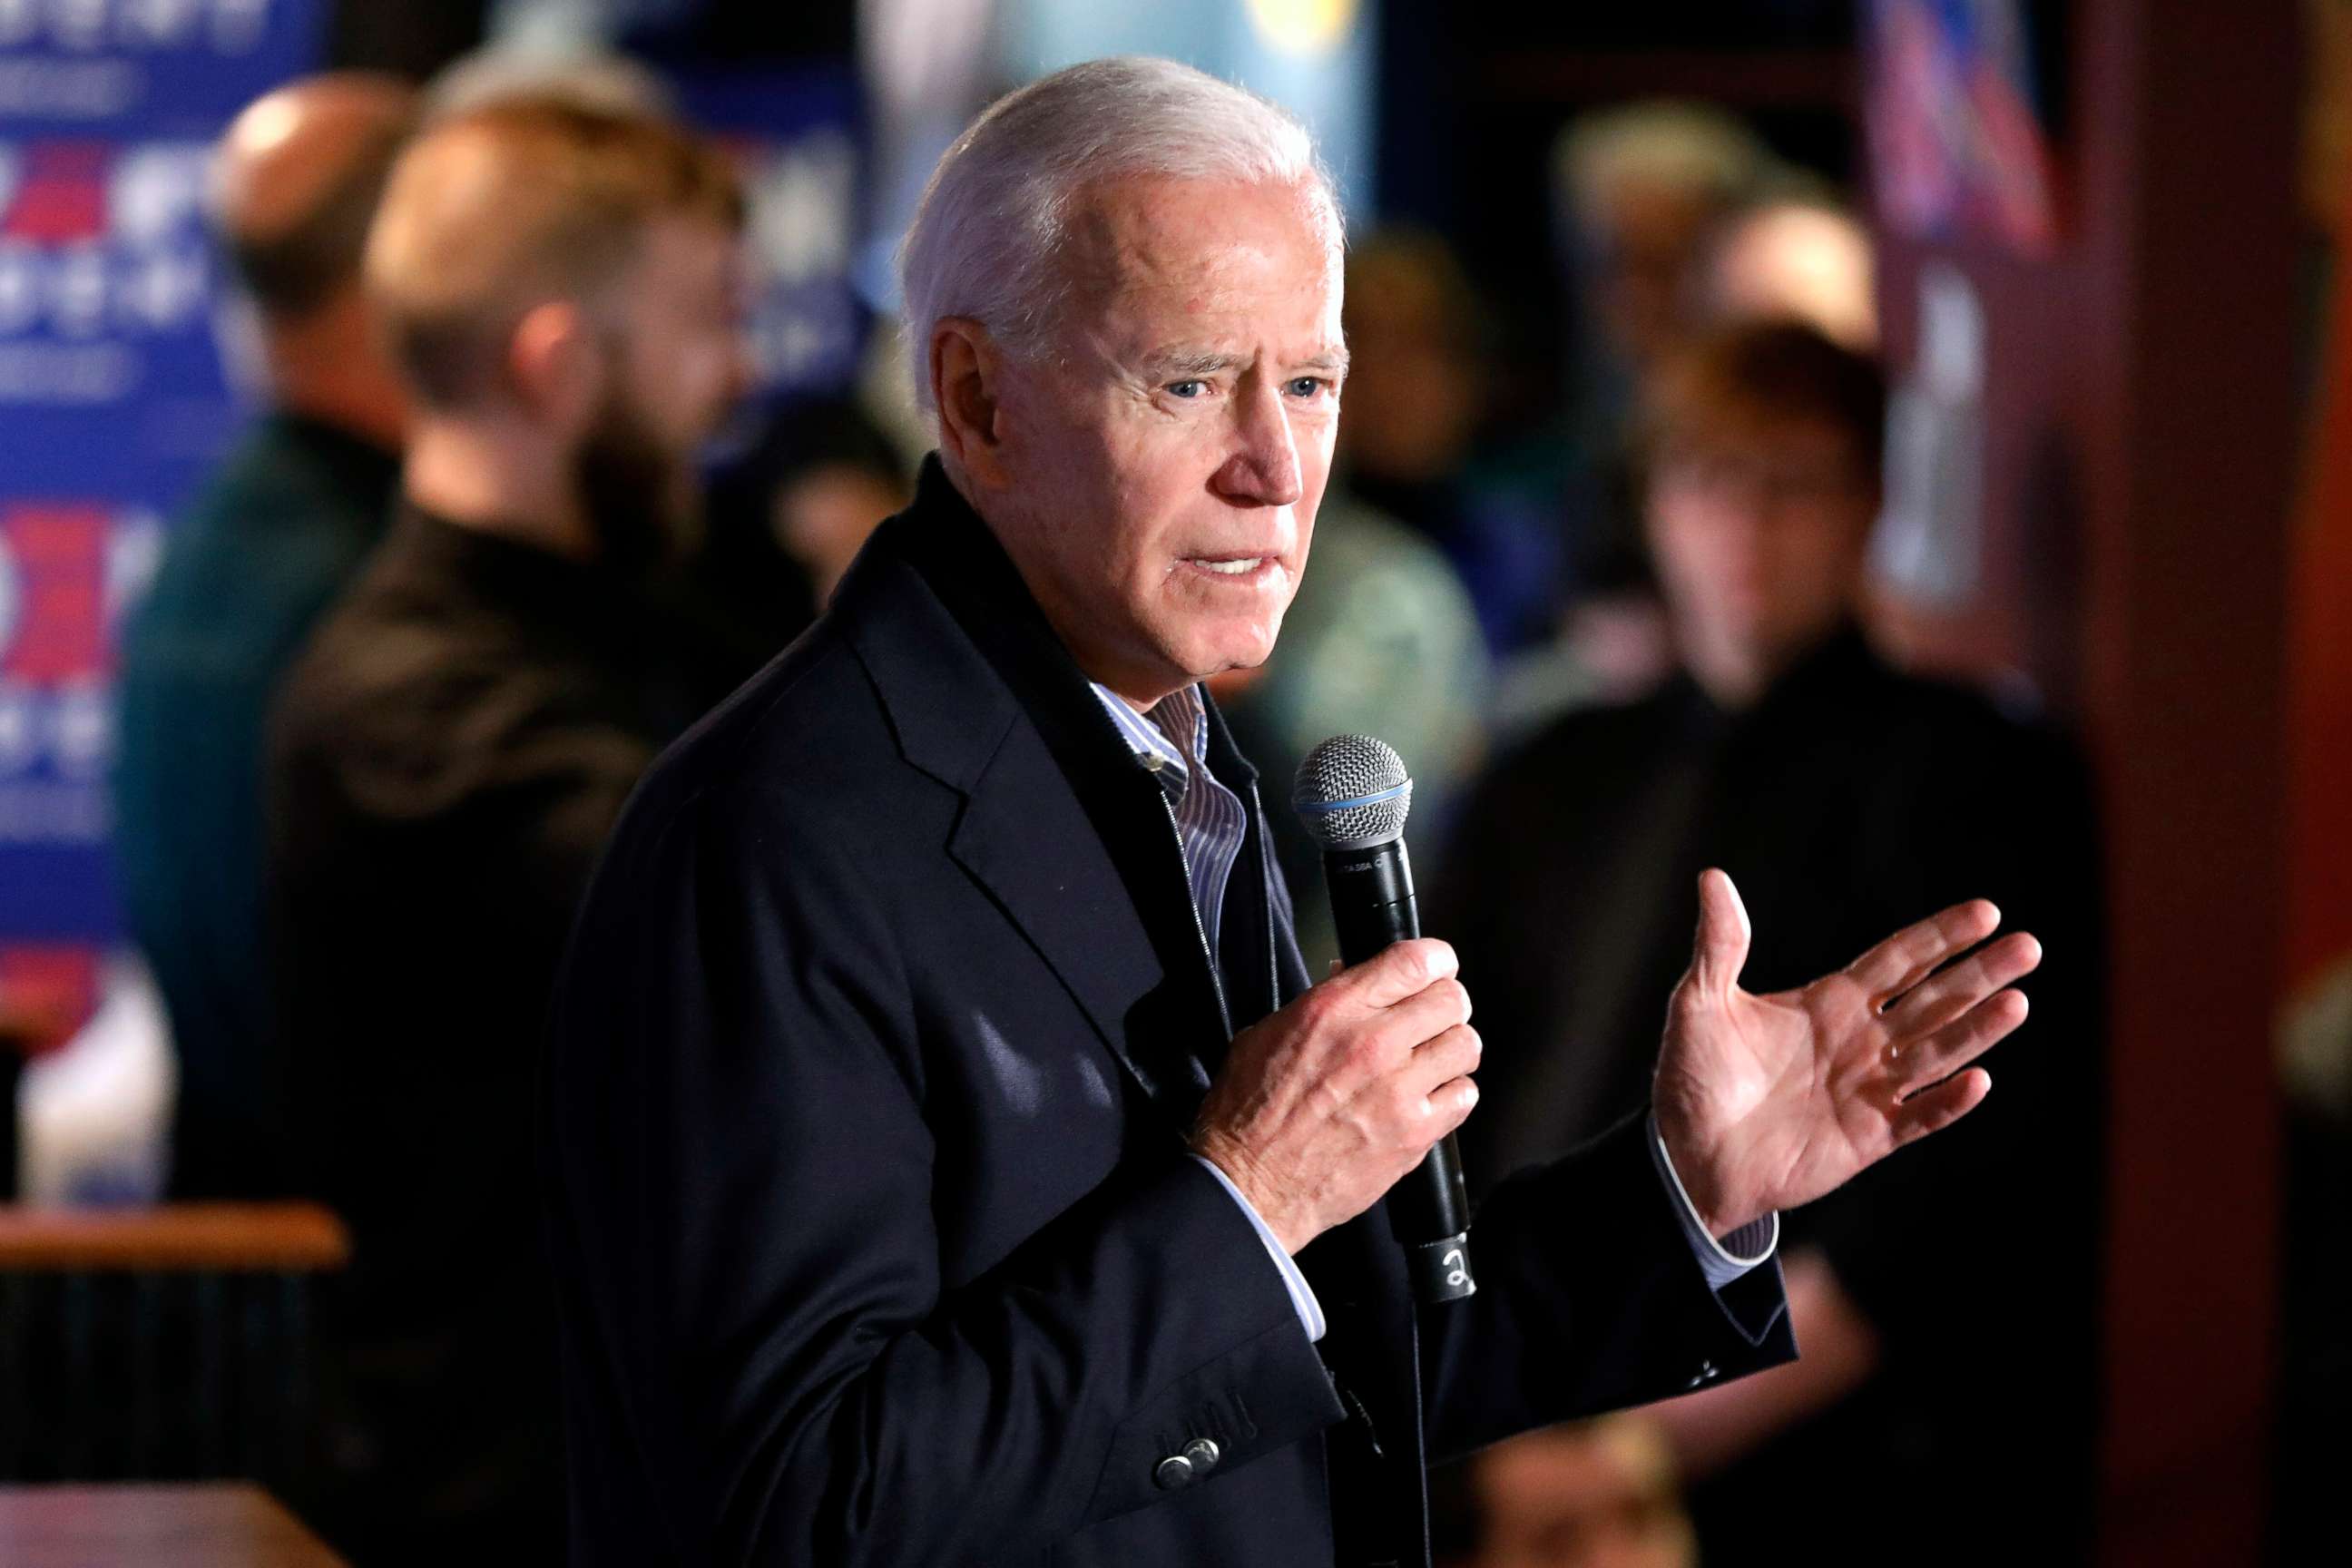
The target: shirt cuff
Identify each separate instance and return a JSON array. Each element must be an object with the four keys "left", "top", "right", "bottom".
[
  {"left": 1647, "top": 1112, "right": 1779, "bottom": 1292},
  {"left": 1188, "top": 1153, "right": 1327, "bottom": 1343}
]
